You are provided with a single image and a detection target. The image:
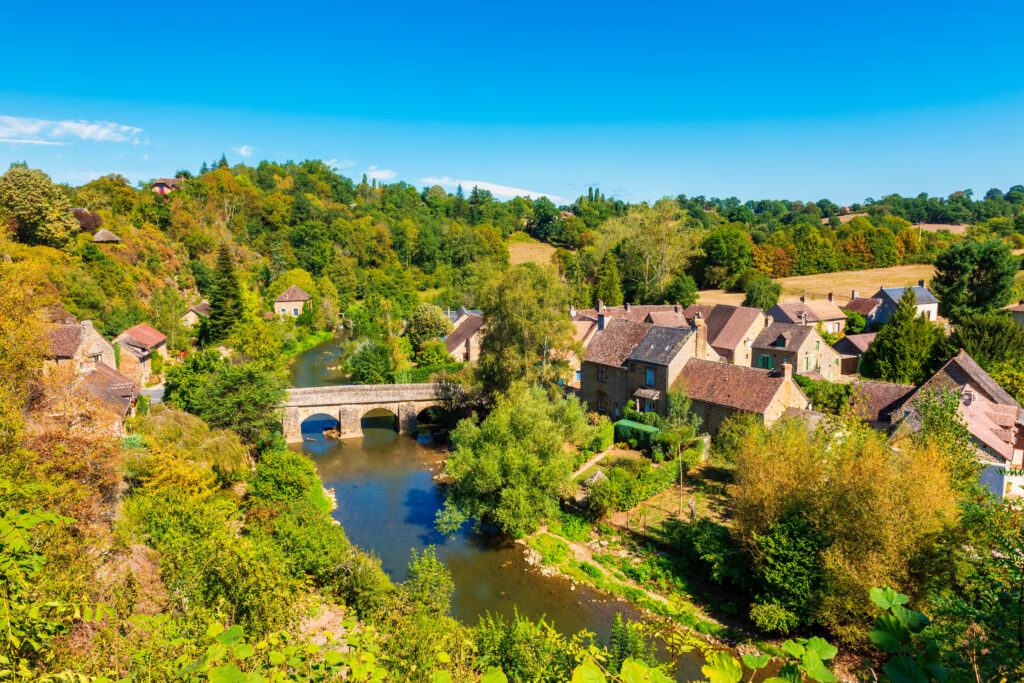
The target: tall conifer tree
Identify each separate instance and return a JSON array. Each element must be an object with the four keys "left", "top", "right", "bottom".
[
  {"left": 594, "top": 253, "right": 624, "bottom": 306},
  {"left": 208, "top": 243, "right": 242, "bottom": 341}
]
